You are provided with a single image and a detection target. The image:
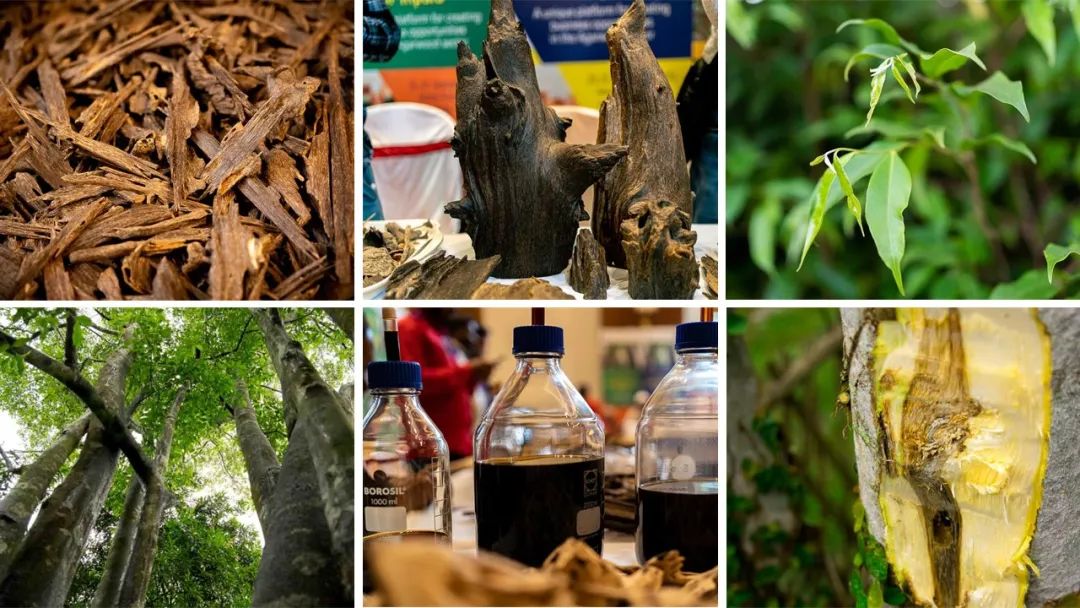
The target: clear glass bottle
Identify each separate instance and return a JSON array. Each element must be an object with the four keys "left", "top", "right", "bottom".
[
  {"left": 362, "top": 360, "right": 452, "bottom": 587},
  {"left": 635, "top": 321, "right": 719, "bottom": 572},
  {"left": 474, "top": 325, "right": 605, "bottom": 567}
]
